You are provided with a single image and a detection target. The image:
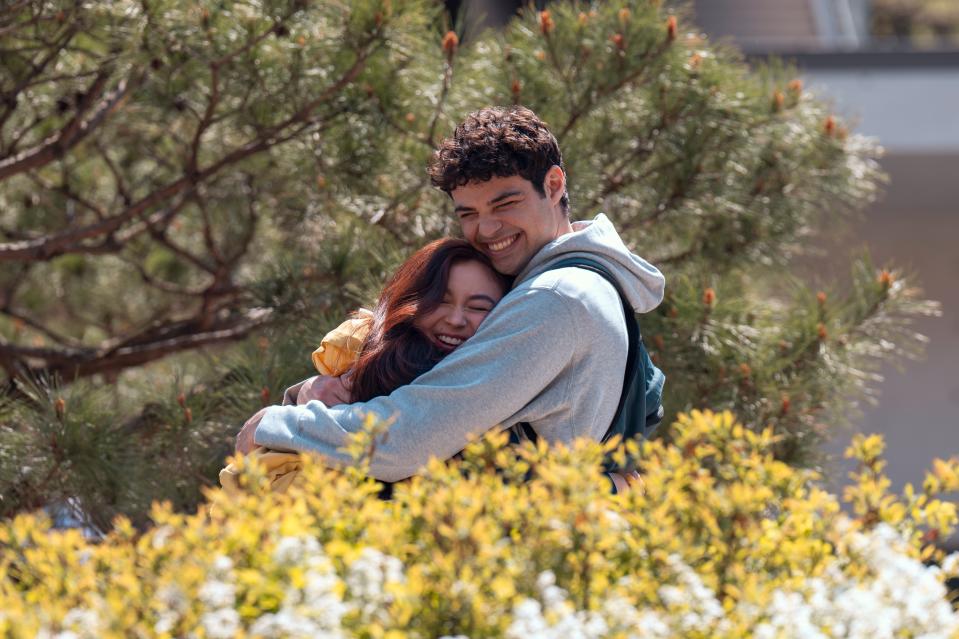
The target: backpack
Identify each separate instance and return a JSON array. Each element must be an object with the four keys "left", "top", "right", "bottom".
[{"left": 512, "top": 256, "right": 666, "bottom": 466}]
